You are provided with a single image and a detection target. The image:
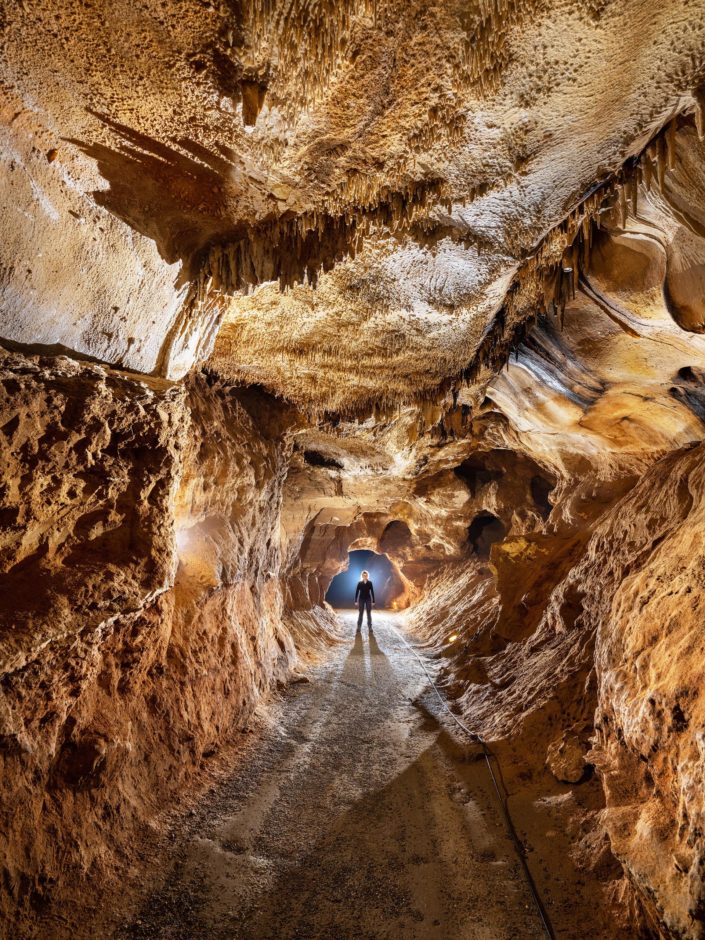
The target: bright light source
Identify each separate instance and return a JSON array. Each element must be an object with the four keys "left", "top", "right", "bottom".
[
  {"left": 325, "top": 549, "right": 393, "bottom": 609},
  {"left": 175, "top": 527, "right": 191, "bottom": 553},
  {"left": 448, "top": 633, "right": 459, "bottom": 642}
]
